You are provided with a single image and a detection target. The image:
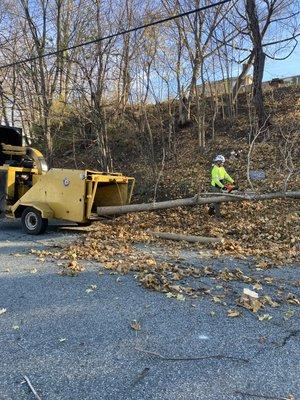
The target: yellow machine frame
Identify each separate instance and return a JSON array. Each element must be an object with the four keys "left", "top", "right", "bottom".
[{"left": 0, "top": 143, "right": 134, "bottom": 234}]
